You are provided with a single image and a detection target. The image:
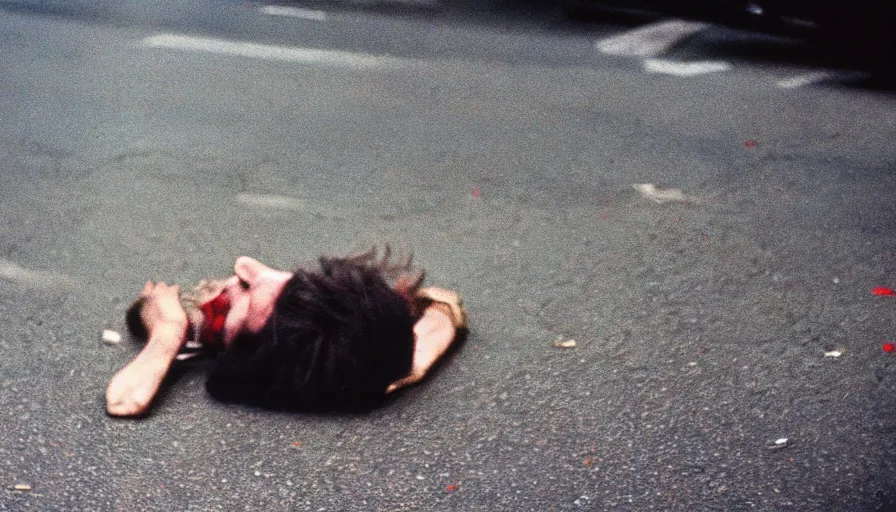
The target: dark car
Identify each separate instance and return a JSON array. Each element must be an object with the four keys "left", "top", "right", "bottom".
[{"left": 566, "top": 0, "right": 896, "bottom": 77}]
